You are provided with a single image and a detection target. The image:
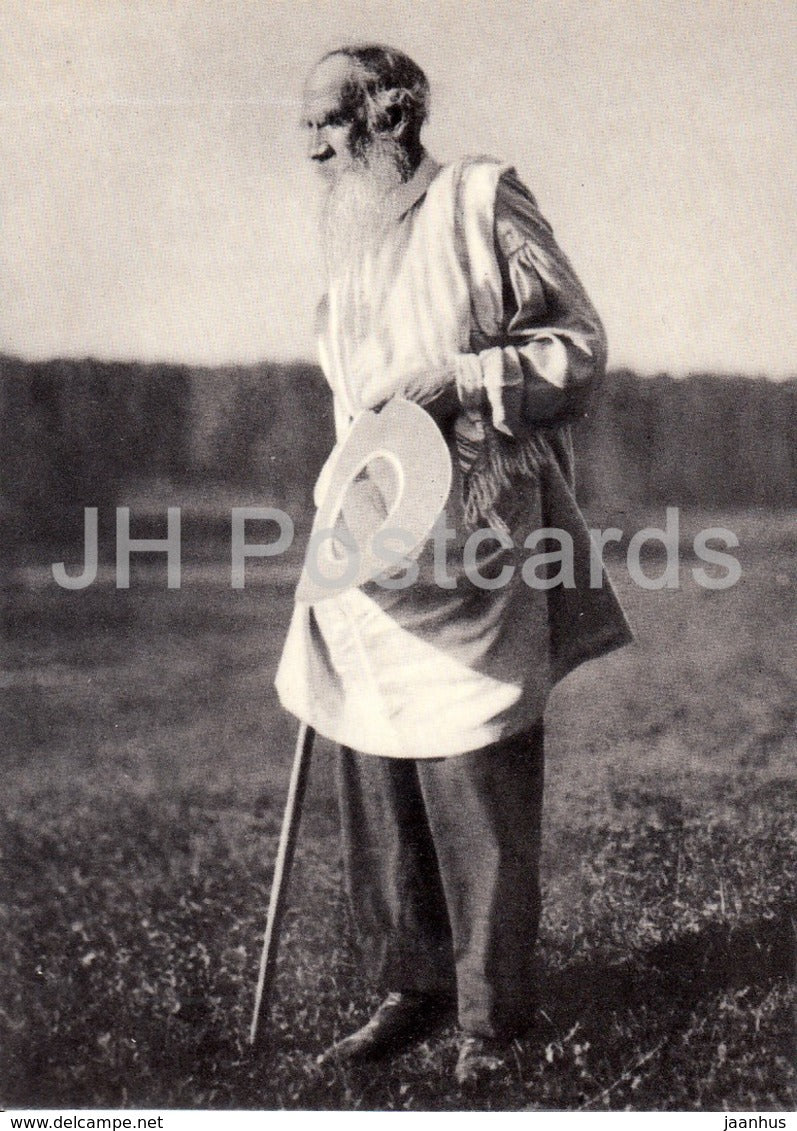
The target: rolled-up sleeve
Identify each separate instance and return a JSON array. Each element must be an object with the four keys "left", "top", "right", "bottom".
[{"left": 458, "top": 170, "right": 607, "bottom": 429}]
